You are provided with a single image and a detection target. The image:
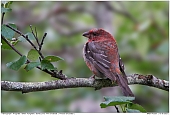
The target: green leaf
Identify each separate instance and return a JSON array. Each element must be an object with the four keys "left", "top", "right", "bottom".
[
  {"left": 44, "top": 56, "right": 64, "bottom": 62},
  {"left": 11, "top": 40, "right": 19, "bottom": 46},
  {"left": 1, "top": 7, "right": 12, "bottom": 13},
  {"left": 4, "top": 1, "right": 13, "bottom": 8},
  {"left": 100, "top": 96, "right": 135, "bottom": 108},
  {"left": 1, "top": 23, "right": 17, "bottom": 40},
  {"left": 1, "top": 1, "right": 13, "bottom": 8},
  {"left": 18, "top": 32, "right": 35, "bottom": 42},
  {"left": 1, "top": 44, "right": 12, "bottom": 50},
  {"left": 41, "top": 60, "right": 55, "bottom": 70},
  {"left": 1, "top": 39, "right": 12, "bottom": 50},
  {"left": 24, "top": 62, "right": 40, "bottom": 71},
  {"left": 126, "top": 109, "right": 141, "bottom": 113},
  {"left": 128, "top": 103, "right": 147, "bottom": 113},
  {"left": 27, "top": 49, "right": 39, "bottom": 61},
  {"left": 6, "top": 55, "right": 27, "bottom": 71},
  {"left": 27, "top": 32, "right": 35, "bottom": 40}
]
